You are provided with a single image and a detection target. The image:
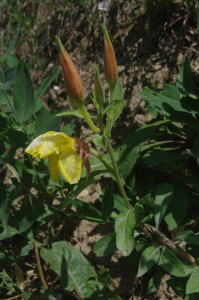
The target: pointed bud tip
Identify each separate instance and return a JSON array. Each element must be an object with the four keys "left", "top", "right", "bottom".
[{"left": 55, "top": 35, "right": 65, "bottom": 53}]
